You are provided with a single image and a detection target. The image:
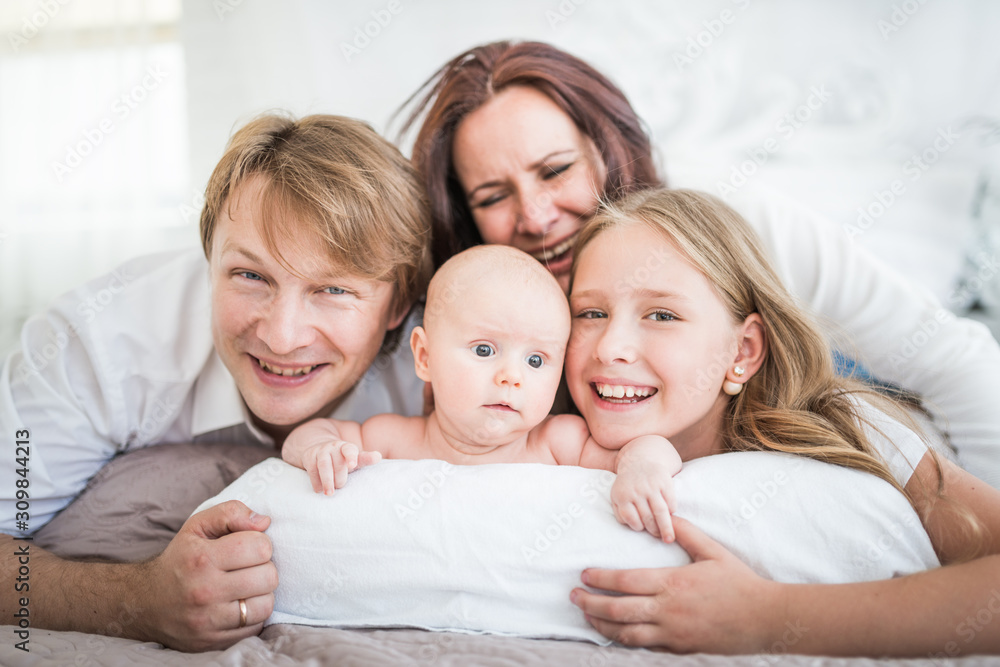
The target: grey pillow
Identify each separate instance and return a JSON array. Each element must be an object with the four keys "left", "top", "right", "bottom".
[{"left": 33, "top": 442, "right": 275, "bottom": 562}]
